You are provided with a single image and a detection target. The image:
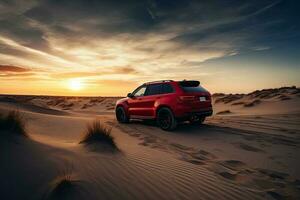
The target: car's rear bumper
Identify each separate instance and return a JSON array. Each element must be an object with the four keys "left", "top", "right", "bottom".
[
  {"left": 174, "top": 106, "right": 213, "bottom": 121},
  {"left": 188, "top": 110, "right": 213, "bottom": 117}
]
